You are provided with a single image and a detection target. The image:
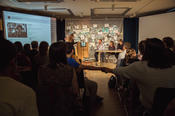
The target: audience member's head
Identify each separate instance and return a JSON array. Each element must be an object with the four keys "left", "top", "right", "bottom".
[
  {"left": 66, "top": 42, "right": 74, "bottom": 55},
  {"left": 39, "top": 41, "right": 49, "bottom": 56},
  {"left": 124, "top": 42, "right": 131, "bottom": 49},
  {"left": 24, "top": 44, "right": 31, "bottom": 51},
  {"left": 138, "top": 40, "right": 146, "bottom": 55},
  {"left": 128, "top": 48, "right": 137, "bottom": 58},
  {"left": 31, "top": 41, "right": 38, "bottom": 50},
  {"left": 14, "top": 41, "right": 23, "bottom": 53},
  {"left": 143, "top": 38, "right": 172, "bottom": 68},
  {"left": 0, "top": 39, "right": 16, "bottom": 73},
  {"left": 163, "top": 37, "right": 174, "bottom": 49},
  {"left": 49, "top": 42, "right": 67, "bottom": 68}
]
